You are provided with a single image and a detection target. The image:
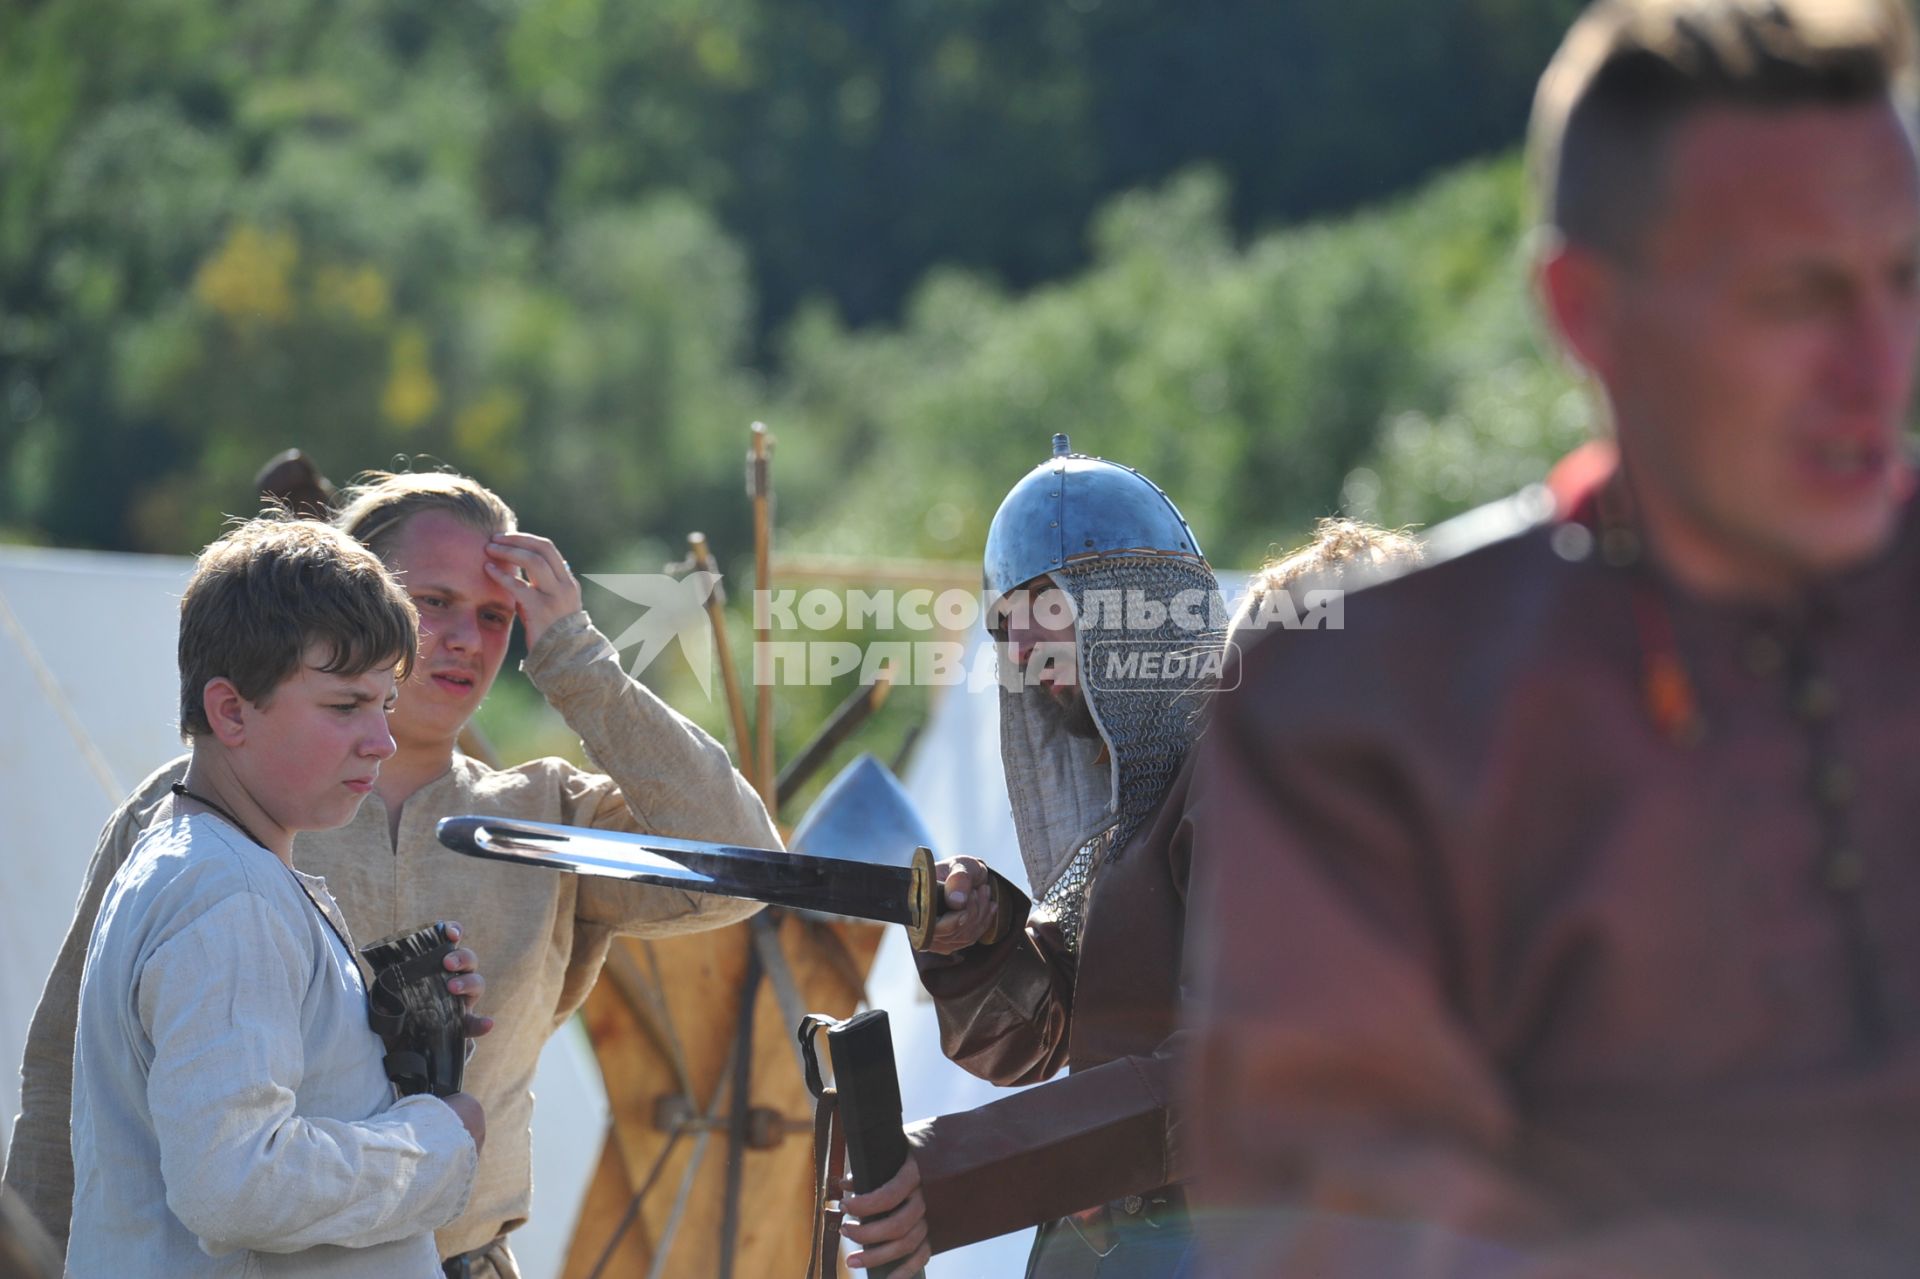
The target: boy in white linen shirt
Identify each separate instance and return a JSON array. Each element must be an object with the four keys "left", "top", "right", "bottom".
[{"left": 67, "top": 518, "right": 485, "bottom": 1277}]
